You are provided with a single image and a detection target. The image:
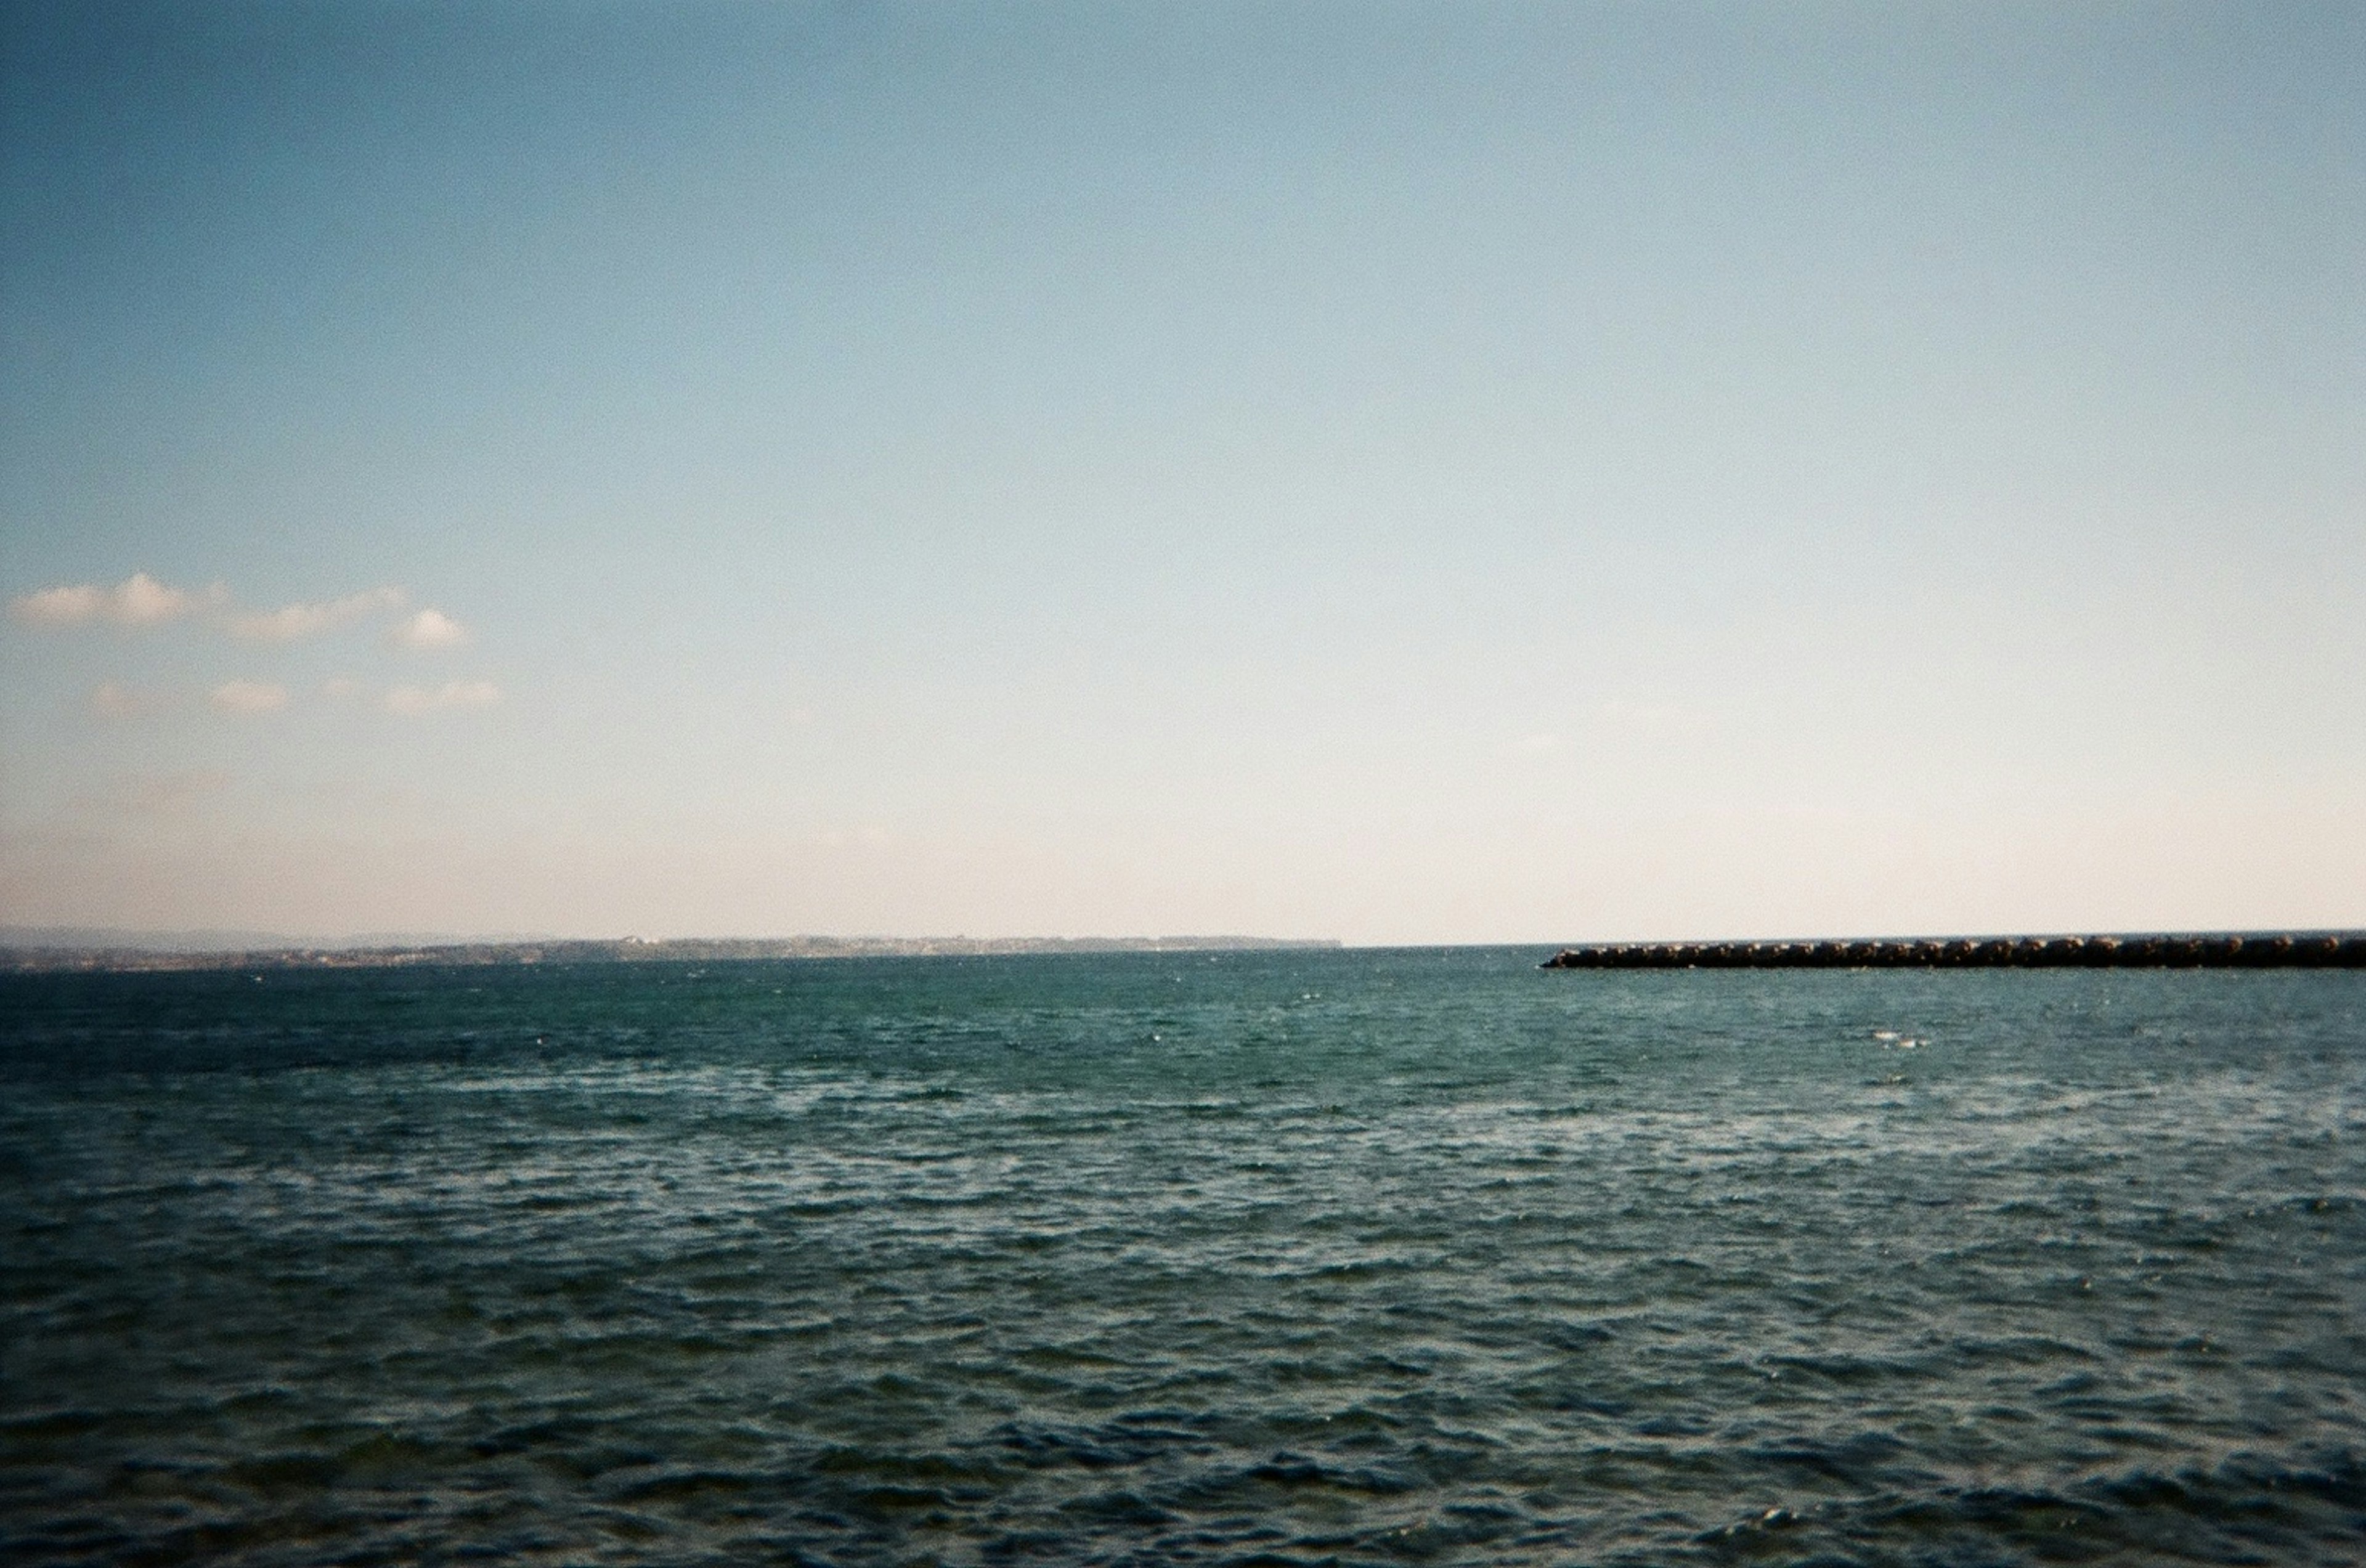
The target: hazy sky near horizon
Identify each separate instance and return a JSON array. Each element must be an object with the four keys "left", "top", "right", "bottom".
[{"left": 3, "top": 1, "right": 2360, "bottom": 944}]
